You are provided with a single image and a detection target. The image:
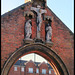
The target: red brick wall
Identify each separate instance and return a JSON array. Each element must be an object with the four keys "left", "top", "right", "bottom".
[
  {"left": 9, "top": 66, "right": 21, "bottom": 75},
  {"left": 49, "top": 70, "right": 55, "bottom": 75},
  {"left": 8, "top": 61, "right": 55, "bottom": 75},
  {"left": 39, "top": 62, "right": 49, "bottom": 75},
  {"left": 25, "top": 61, "right": 36, "bottom": 75},
  {"left": 8, "top": 66, "right": 24, "bottom": 75},
  {"left": 1, "top": 2, "right": 74, "bottom": 75},
  {"left": 45, "top": 7, "right": 74, "bottom": 75}
]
